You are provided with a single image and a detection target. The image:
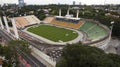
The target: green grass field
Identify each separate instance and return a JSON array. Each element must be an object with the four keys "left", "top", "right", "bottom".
[{"left": 27, "top": 25, "right": 78, "bottom": 42}]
